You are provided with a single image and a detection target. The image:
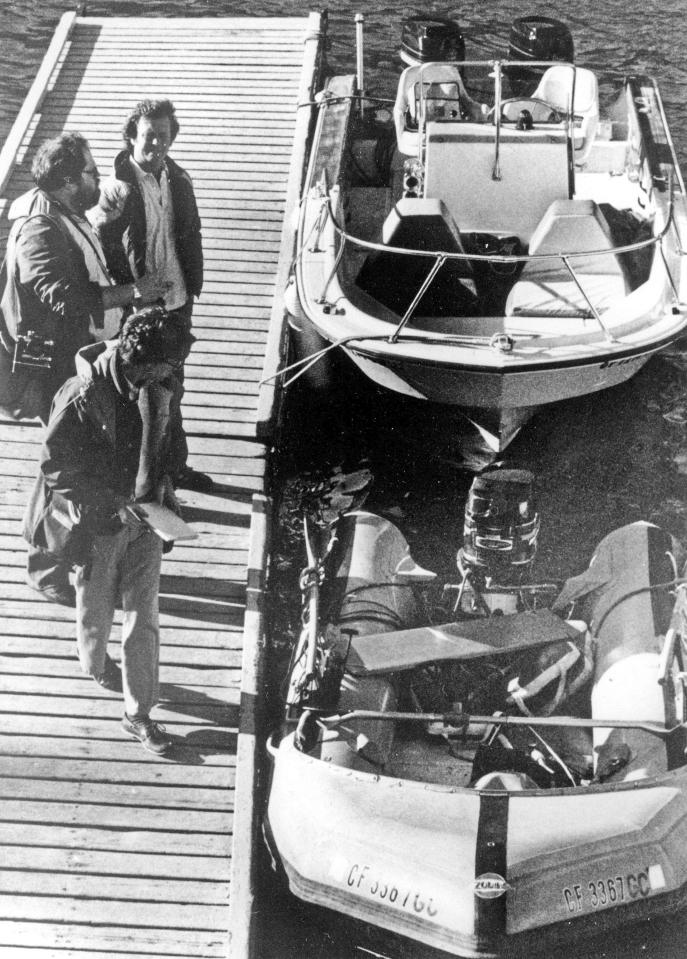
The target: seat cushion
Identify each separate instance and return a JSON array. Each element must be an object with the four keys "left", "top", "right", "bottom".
[{"left": 505, "top": 273, "right": 626, "bottom": 317}]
